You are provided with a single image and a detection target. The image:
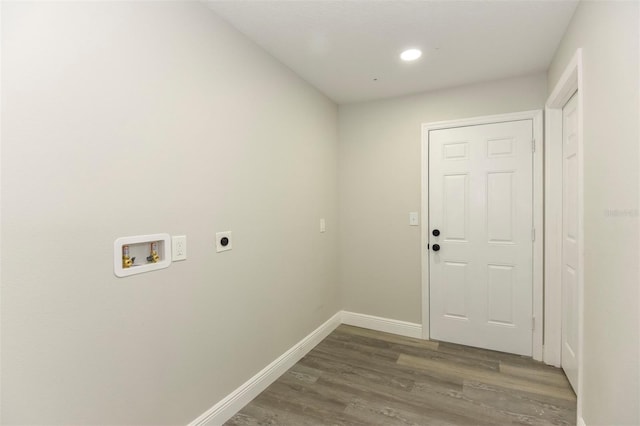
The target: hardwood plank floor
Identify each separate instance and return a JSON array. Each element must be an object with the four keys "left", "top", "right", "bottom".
[{"left": 226, "top": 325, "right": 576, "bottom": 426}]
